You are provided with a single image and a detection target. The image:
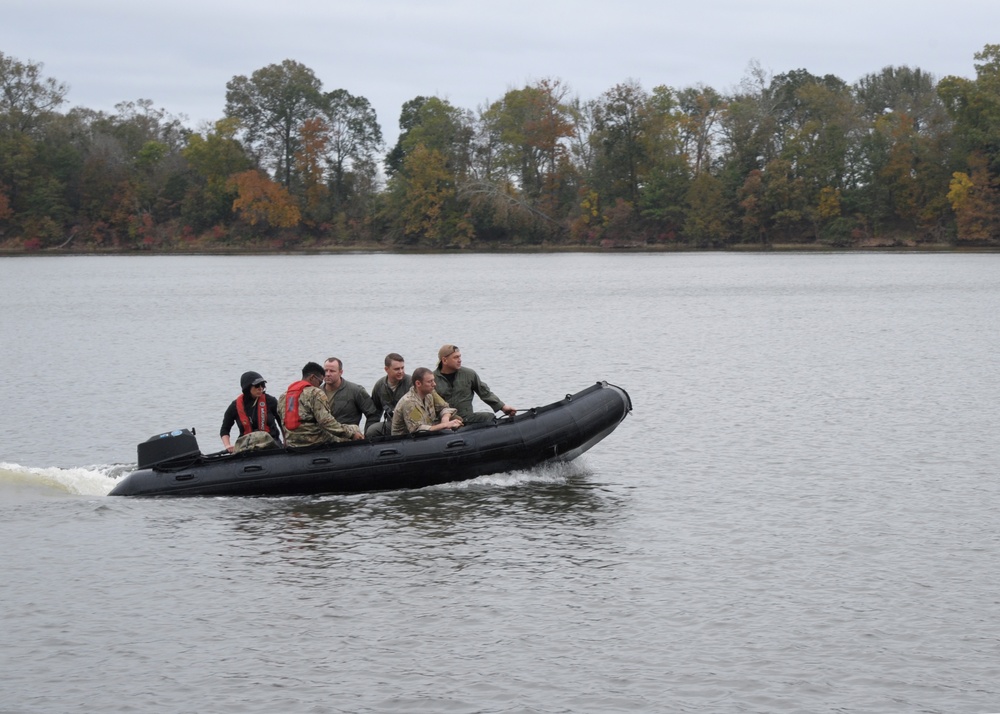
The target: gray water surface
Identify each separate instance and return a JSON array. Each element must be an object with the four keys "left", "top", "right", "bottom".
[{"left": 1, "top": 253, "right": 998, "bottom": 713}]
